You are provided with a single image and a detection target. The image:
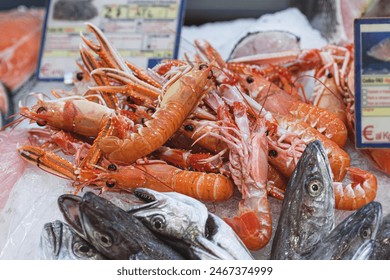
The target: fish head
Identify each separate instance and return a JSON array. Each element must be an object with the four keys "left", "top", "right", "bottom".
[
  {"left": 370, "top": 213, "right": 390, "bottom": 259},
  {"left": 129, "top": 188, "right": 242, "bottom": 259},
  {"left": 352, "top": 240, "right": 375, "bottom": 260},
  {"left": 59, "top": 192, "right": 135, "bottom": 259},
  {"left": 59, "top": 192, "right": 185, "bottom": 260},
  {"left": 40, "top": 220, "right": 64, "bottom": 259},
  {"left": 128, "top": 188, "right": 209, "bottom": 241},
  {"left": 40, "top": 220, "right": 105, "bottom": 260},
  {"left": 284, "top": 140, "right": 335, "bottom": 256},
  {"left": 58, "top": 194, "right": 86, "bottom": 239},
  {"left": 335, "top": 201, "right": 382, "bottom": 260},
  {"left": 77, "top": 191, "right": 147, "bottom": 259}
]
